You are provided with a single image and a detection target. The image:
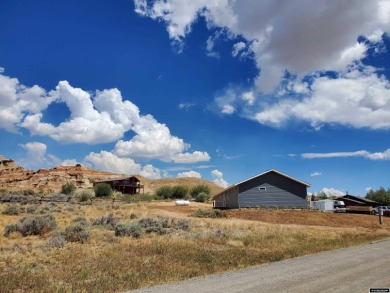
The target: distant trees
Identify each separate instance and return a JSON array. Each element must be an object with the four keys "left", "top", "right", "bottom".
[
  {"left": 154, "top": 184, "right": 211, "bottom": 201},
  {"left": 366, "top": 187, "right": 390, "bottom": 205}
]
